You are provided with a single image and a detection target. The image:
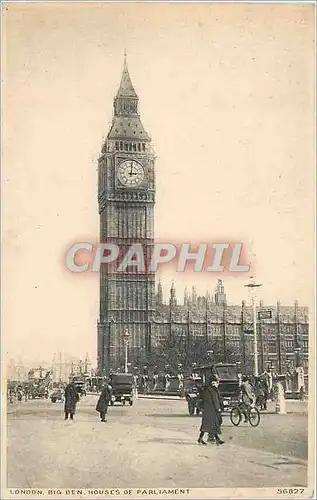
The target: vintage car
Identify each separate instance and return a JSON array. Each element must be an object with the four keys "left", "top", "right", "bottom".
[
  {"left": 50, "top": 387, "right": 64, "bottom": 403},
  {"left": 30, "top": 385, "right": 50, "bottom": 399},
  {"left": 109, "top": 373, "right": 133, "bottom": 406},
  {"left": 214, "top": 363, "right": 241, "bottom": 410},
  {"left": 71, "top": 377, "right": 87, "bottom": 397},
  {"left": 184, "top": 375, "right": 204, "bottom": 415},
  {"left": 192, "top": 363, "right": 240, "bottom": 412}
]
